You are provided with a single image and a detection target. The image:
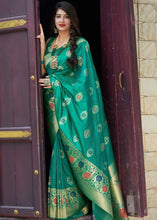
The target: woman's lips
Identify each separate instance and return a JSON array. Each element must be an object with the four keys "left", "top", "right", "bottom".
[{"left": 59, "top": 24, "right": 66, "bottom": 27}]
